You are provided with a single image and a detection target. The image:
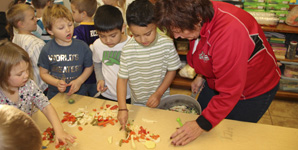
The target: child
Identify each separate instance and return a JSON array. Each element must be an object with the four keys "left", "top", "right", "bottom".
[
  {"left": 6, "top": 4, "right": 48, "bottom": 93},
  {"left": 91, "top": 5, "right": 131, "bottom": 103},
  {"left": 0, "top": 105, "right": 42, "bottom": 150},
  {"left": 71, "top": 0, "right": 98, "bottom": 97},
  {"left": 31, "top": 0, "right": 53, "bottom": 43},
  {"left": 38, "top": 4, "right": 93, "bottom": 99},
  {"left": 117, "top": 0, "right": 181, "bottom": 128},
  {"left": 0, "top": 39, "right": 76, "bottom": 146}
]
